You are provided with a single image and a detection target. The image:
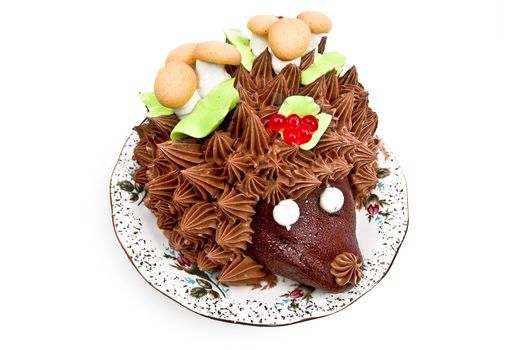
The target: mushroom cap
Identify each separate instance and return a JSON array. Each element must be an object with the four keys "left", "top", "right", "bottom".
[
  {"left": 297, "top": 11, "right": 332, "bottom": 33},
  {"left": 247, "top": 15, "right": 279, "bottom": 35},
  {"left": 268, "top": 18, "right": 311, "bottom": 61},
  {"left": 154, "top": 61, "right": 197, "bottom": 109},
  {"left": 194, "top": 41, "right": 242, "bottom": 65},
  {"left": 166, "top": 43, "right": 197, "bottom": 65}
]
